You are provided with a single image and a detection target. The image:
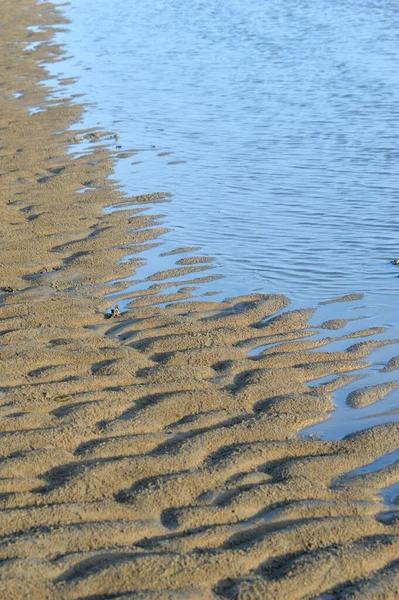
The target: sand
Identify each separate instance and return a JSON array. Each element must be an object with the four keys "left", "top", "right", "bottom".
[{"left": 1, "top": 1, "right": 399, "bottom": 599}]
